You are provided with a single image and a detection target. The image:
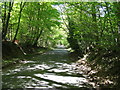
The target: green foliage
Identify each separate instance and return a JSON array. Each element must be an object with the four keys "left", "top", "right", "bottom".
[
  {"left": 2, "top": 2, "right": 68, "bottom": 47},
  {"left": 65, "top": 2, "right": 120, "bottom": 87},
  {"left": 2, "top": 2, "right": 120, "bottom": 87}
]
